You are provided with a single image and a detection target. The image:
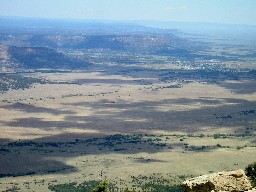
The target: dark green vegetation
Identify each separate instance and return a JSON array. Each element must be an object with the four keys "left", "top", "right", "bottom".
[
  {"left": 4, "top": 186, "right": 20, "bottom": 192},
  {"left": 130, "top": 174, "right": 183, "bottom": 192},
  {"left": 8, "top": 46, "right": 91, "bottom": 69},
  {"left": 0, "top": 134, "right": 255, "bottom": 178},
  {"left": 0, "top": 73, "right": 43, "bottom": 92},
  {"left": 91, "top": 180, "right": 110, "bottom": 192},
  {"left": 48, "top": 181, "right": 99, "bottom": 192},
  {"left": 159, "top": 69, "right": 256, "bottom": 84},
  {"left": 48, "top": 178, "right": 183, "bottom": 192},
  {"left": 245, "top": 162, "right": 256, "bottom": 187}
]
